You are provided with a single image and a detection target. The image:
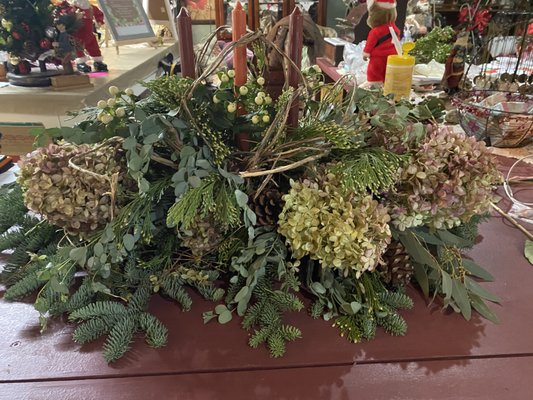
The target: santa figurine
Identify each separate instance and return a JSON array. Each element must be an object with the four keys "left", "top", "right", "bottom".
[
  {"left": 362, "top": 0, "right": 400, "bottom": 84},
  {"left": 67, "top": 0, "right": 108, "bottom": 73}
]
